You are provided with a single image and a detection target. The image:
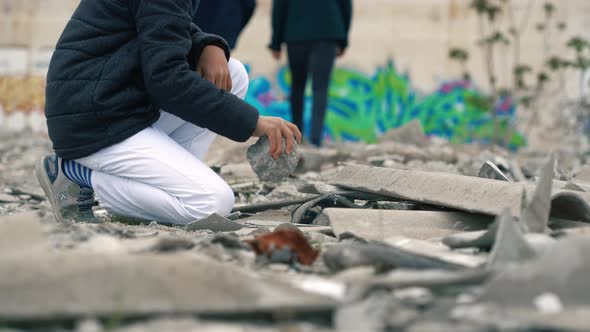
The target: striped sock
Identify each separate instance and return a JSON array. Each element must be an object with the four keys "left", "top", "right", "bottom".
[{"left": 61, "top": 159, "right": 93, "bottom": 189}]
